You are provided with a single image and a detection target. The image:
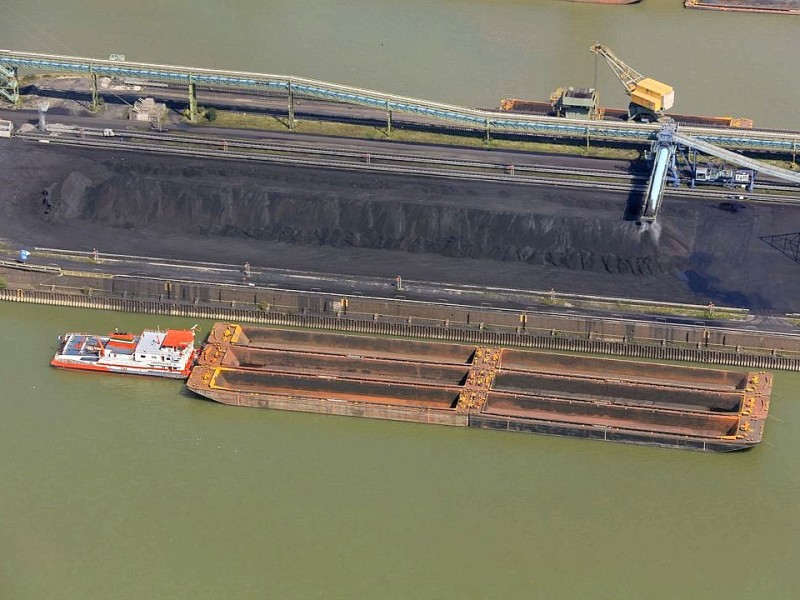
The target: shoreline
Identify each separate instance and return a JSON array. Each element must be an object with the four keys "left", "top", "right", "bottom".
[
  {"left": 569, "top": 1, "right": 640, "bottom": 5},
  {"left": 685, "top": 0, "right": 800, "bottom": 14},
  {"left": 1, "top": 265, "right": 799, "bottom": 372}
]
